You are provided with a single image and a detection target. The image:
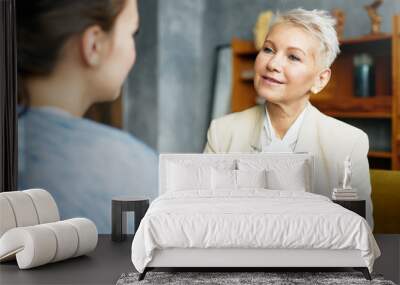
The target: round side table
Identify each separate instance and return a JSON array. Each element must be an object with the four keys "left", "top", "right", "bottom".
[{"left": 111, "top": 197, "right": 149, "bottom": 242}]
